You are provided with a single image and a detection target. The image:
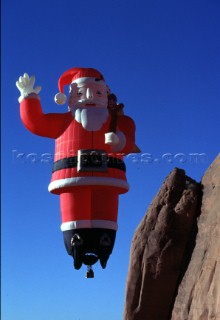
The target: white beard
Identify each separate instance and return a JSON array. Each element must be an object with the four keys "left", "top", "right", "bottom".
[{"left": 72, "top": 107, "right": 109, "bottom": 131}]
